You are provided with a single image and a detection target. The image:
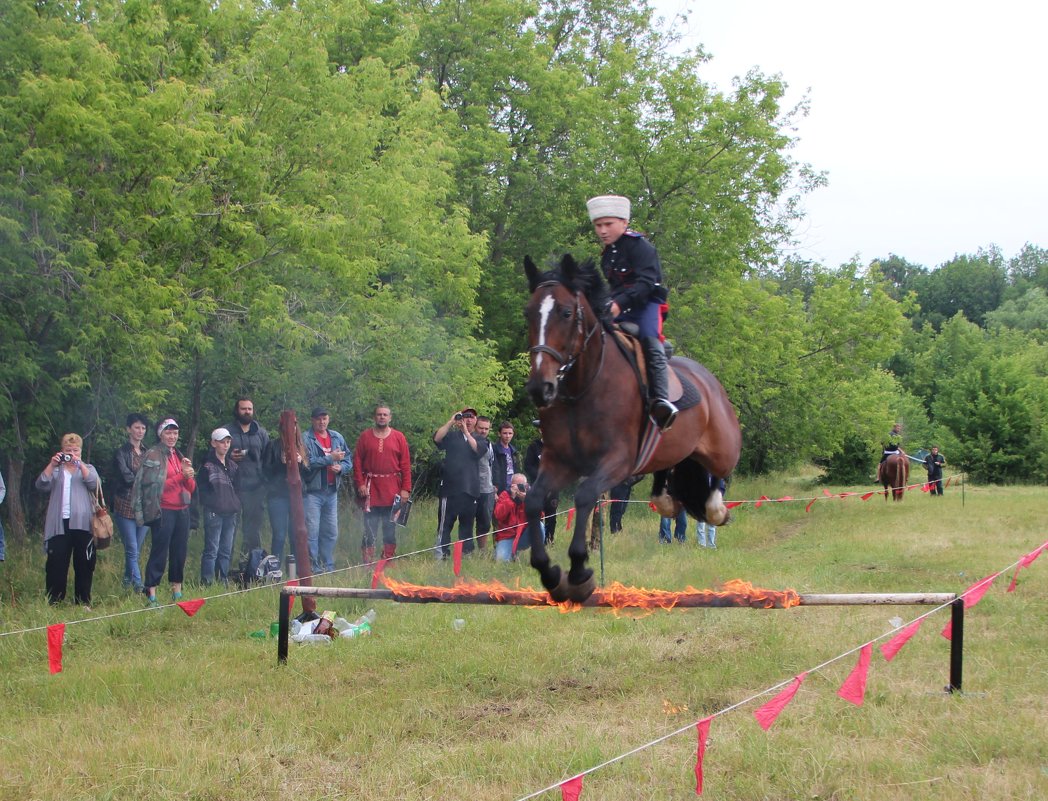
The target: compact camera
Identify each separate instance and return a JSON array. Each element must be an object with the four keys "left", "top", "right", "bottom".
[
  {"left": 515, "top": 482, "right": 529, "bottom": 494},
  {"left": 454, "top": 412, "right": 464, "bottom": 421},
  {"left": 57, "top": 452, "right": 74, "bottom": 463}
]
